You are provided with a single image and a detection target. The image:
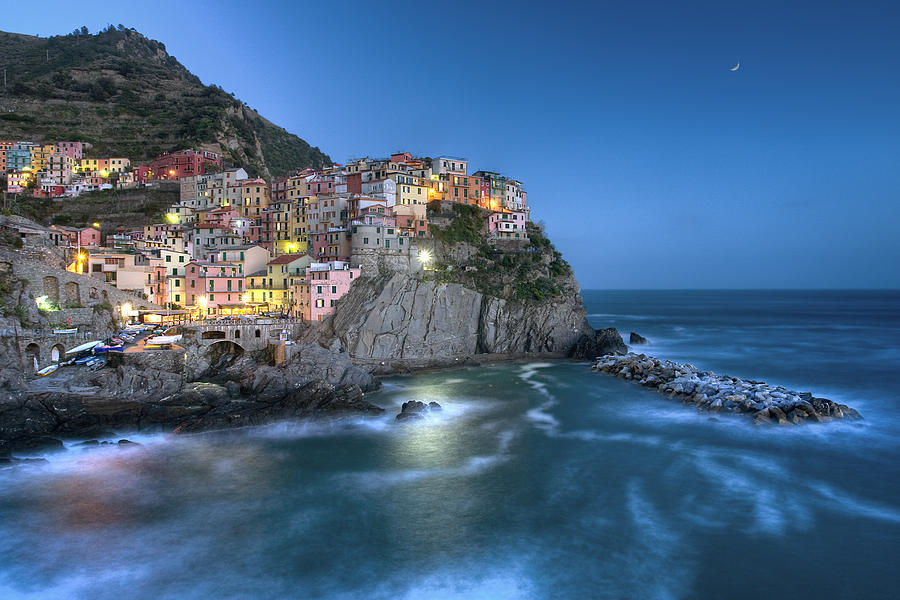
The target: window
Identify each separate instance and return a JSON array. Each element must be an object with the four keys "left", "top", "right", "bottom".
[
  {"left": 331, "top": 286, "right": 337, "bottom": 294},
  {"left": 363, "top": 237, "right": 369, "bottom": 244},
  {"left": 175, "top": 294, "right": 180, "bottom": 302},
  {"left": 330, "top": 299, "right": 337, "bottom": 307},
  {"left": 179, "top": 255, "right": 184, "bottom": 262},
  {"left": 175, "top": 279, "right": 180, "bottom": 287},
  {"left": 315, "top": 299, "right": 324, "bottom": 308},
  {"left": 165, "top": 255, "right": 171, "bottom": 262}
]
